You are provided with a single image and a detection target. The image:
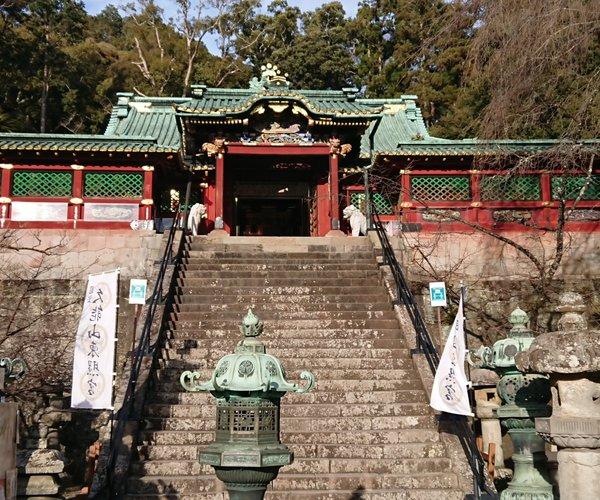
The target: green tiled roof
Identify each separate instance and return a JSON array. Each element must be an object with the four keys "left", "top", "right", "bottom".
[
  {"left": 1, "top": 76, "right": 596, "bottom": 158},
  {"left": 359, "top": 97, "right": 444, "bottom": 157},
  {"left": 105, "top": 93, "right": 187, "bottom": 150},
  {"left": 177, "top": 86, "right": 382, "bottom": 118},
  {"left": 0, "top": 132, "right": 176, "bottom": 153},
  {"left": 367, "top": 138, "right": 600, "bottom": 158}
]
